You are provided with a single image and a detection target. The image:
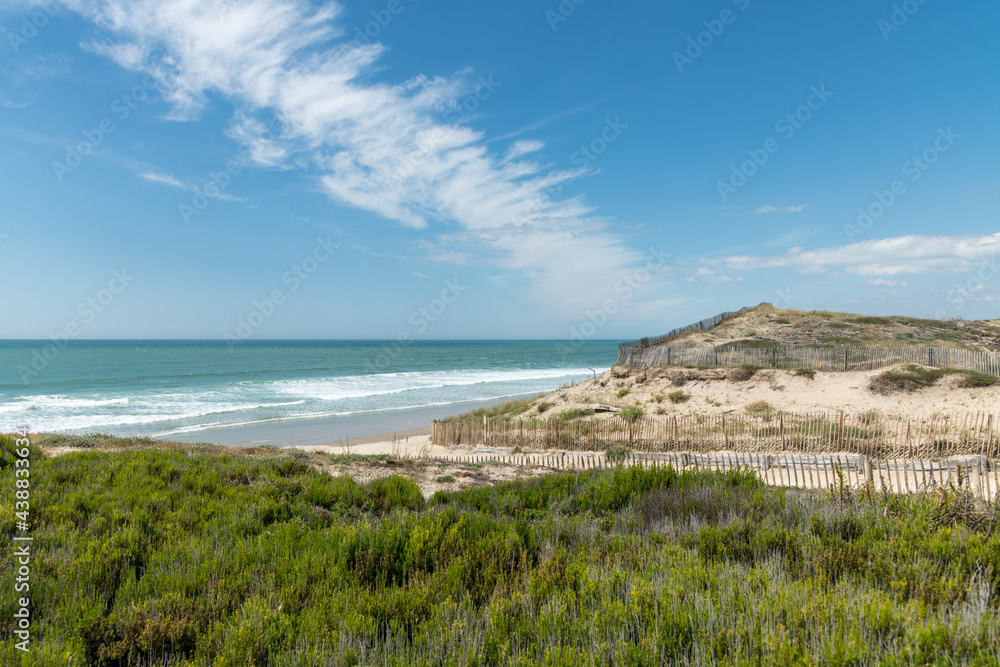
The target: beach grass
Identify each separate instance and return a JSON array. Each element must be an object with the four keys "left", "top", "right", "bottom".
[{"left": 2, "top": 433, "right": 999, "bottom": 665}]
